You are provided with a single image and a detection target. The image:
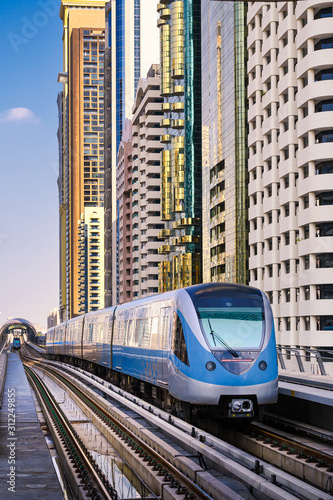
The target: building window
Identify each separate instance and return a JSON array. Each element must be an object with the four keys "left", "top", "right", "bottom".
[
  {"left": 305, "top": 347, "right": 311, "bottom": 361},
  {"left": 316, "top": 253, "right": 333, "bottom": 268},
  {"left": 315, "top": 38, "right": 333, "bottom": 50},
  {"left": 316, "top": 162, "right": 333, "bottom": 175},
  {"left": 317, "top": 316, "right": 333, "bottom": 330},
  {"left": 316, "top": 223, "right": 333, "bottom": 237},
  {"left": 285, "top": 288, "right": 291, "bottom": 302},
  {"left": 316, "top": 191, "right": 333, "bottom": 205},
  {"left": 317, "top": 285, "right": 333, "bottom": 299},
  {"left": 285, "top": 232, "right": 290, "bottom": 245},
  {"left": 316, "top": 130, "right": 333, "bottom": 143},
  {"left": 315, "top": 99, "right": 333, "bottom": 112},
  {"left": 284, "top": 204, "right": 290, "bottom": 217},
  {"left": 305, "top": 317, "right": 310, "bottom": 331},
  {"left": 314, "top": 7, "right": 333, "bottom": 19},
  {"left": 315, "top": 68, "right": 333, "bottom": 81}
]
